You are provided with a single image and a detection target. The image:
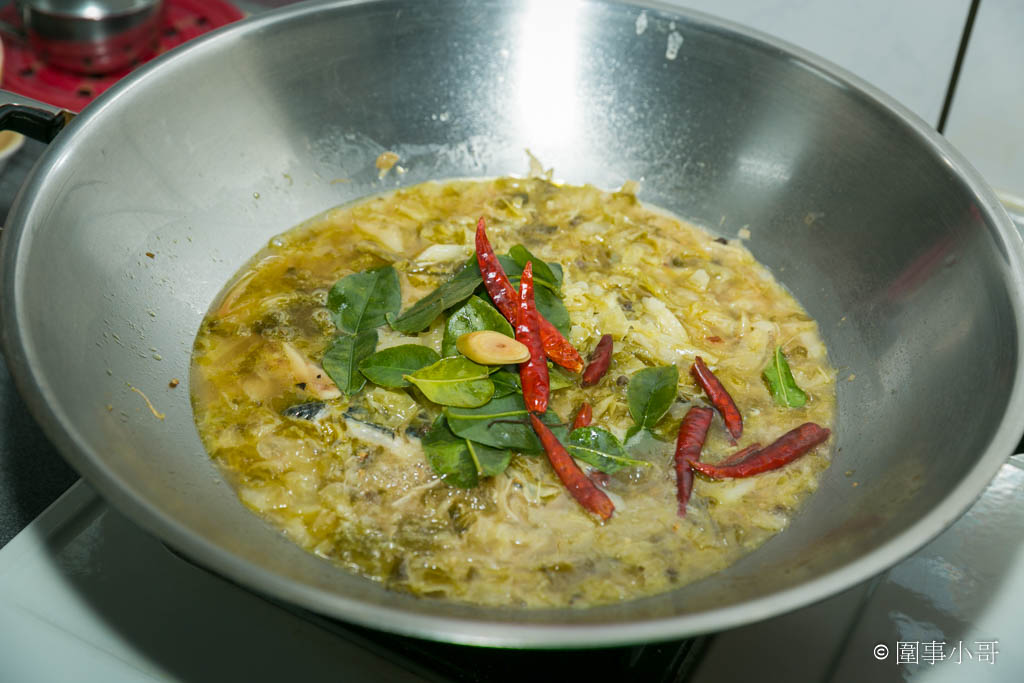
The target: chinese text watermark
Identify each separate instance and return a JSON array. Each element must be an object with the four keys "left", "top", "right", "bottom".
[{"left": 873, "top": 640, "right": 999, "bottom": 665}]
